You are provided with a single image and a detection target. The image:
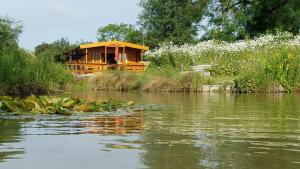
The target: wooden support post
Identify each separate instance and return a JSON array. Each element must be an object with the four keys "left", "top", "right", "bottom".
[
  {"left": 141, "top": 50, "right": 144, "bottom": 62},
  {"left": 123, "top": 47, "right": 125, "bottom": 63},
  {"left": 92, "top": 51, "right": 94, "bottom": 63},
  {"left": 75, "top": 63, "right": 77, "bottom": 74},
  {"left": 85, "top": 49, "right": 88, "bottom": 63},
  {"left": 105, "top": 46, "right": 107, "bottom": 64}
]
